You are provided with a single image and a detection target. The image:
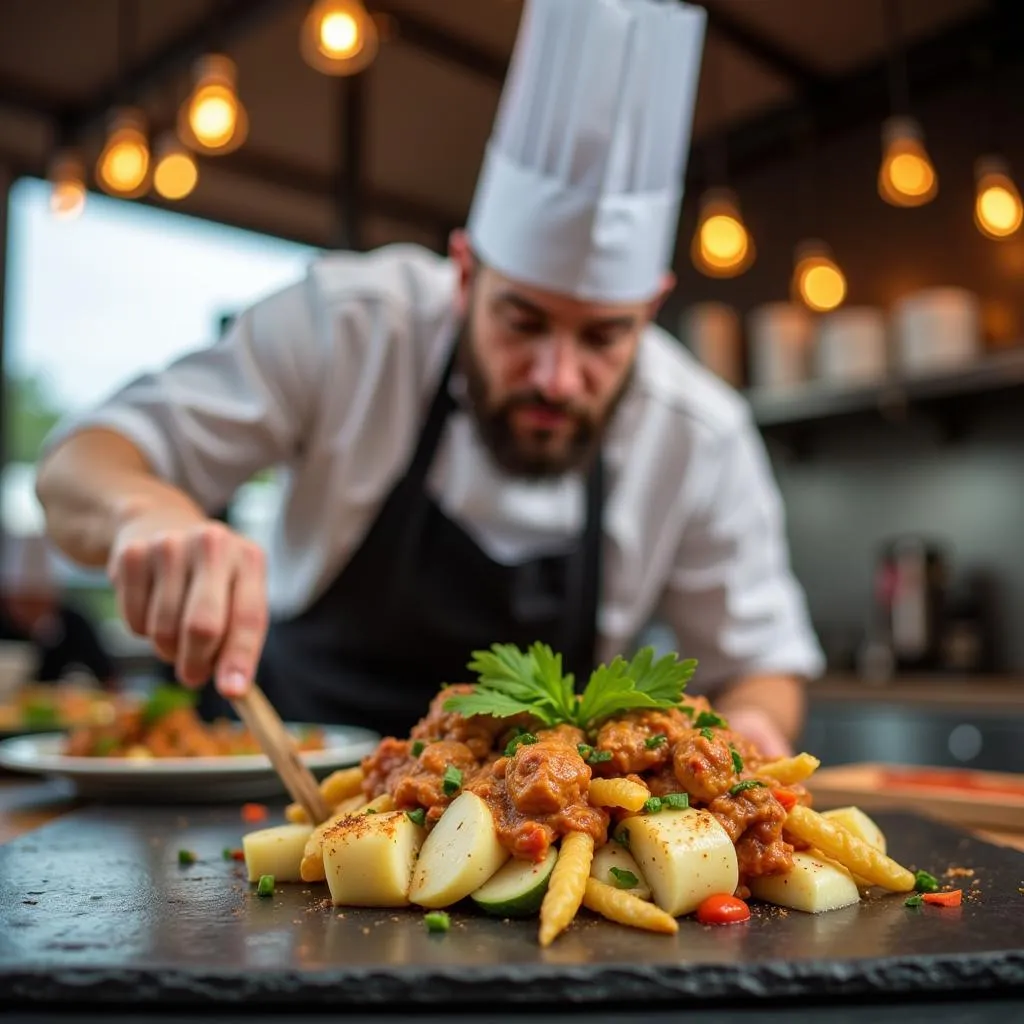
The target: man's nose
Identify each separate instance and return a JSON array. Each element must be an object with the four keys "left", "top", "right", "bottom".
[{"left": 528, "top": 337, "right": 582, "bottom": 402}]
